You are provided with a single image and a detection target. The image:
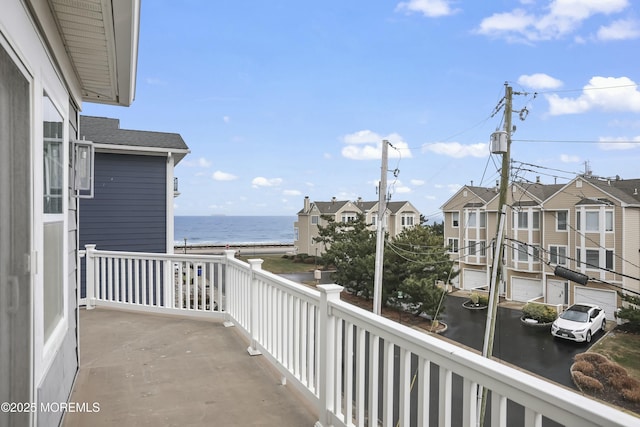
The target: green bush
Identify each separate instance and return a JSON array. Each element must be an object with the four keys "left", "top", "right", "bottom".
[{"left": 522, "top": 302, "right": 558, "bottom": 323}]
